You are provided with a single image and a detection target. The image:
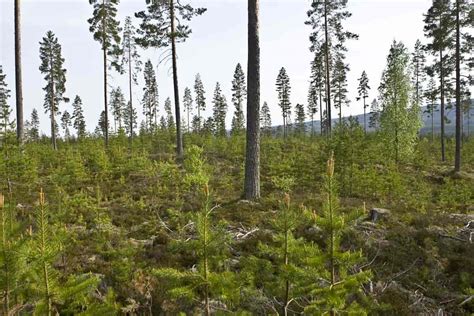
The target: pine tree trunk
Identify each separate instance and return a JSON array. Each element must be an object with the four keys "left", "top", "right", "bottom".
[
  {"left": 324, "top": 0, "right": 332, "bottom": 135},
  {"left": 102, "top": 1, "right": 109, "bottom": 148},
  {"left": 431, "top": 104, "right": 434, "bottom": 142},
  {"left": 454, "top": 0, "right": 461, "bottom": 172},
  {"left": 198, "top": 105, "right": 201, "bottom": 133},
  {"left": 244, "top": 0, "right": 261, "bottom": 200},
  {"left": 170, "top": 0, "right": 184, "bottom": 161},
  {"left": 339, "top": 102, "right": 342, "bottom": 125},
  {"left": 363, "top": 98, "right": 367, "bottom": 134},
  {"left": 319, "top": 83, "right": 323, "bottom": 135},
  {"left": 439, "top": 49, "right": 446, "bottom": 162},
  {"left": 50, "top": 60, "right": 57, "bottom": 150},
  {"left": 14, "top": 0, "right": 24, "bottom": 143},
  {"left": 103, "top": 46, "right": 109, "bottom": 147},
  {"left": 128, "top": 48, "right": 134, "bottom": 144}
]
